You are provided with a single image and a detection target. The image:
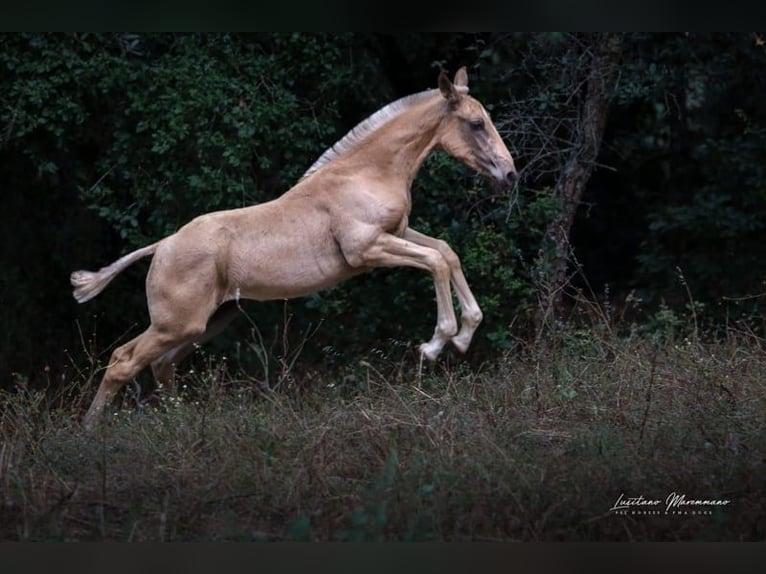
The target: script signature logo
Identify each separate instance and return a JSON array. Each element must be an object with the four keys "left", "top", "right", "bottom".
[{"left": 610, "top": 492, "right": 731, "bottom": 515}]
